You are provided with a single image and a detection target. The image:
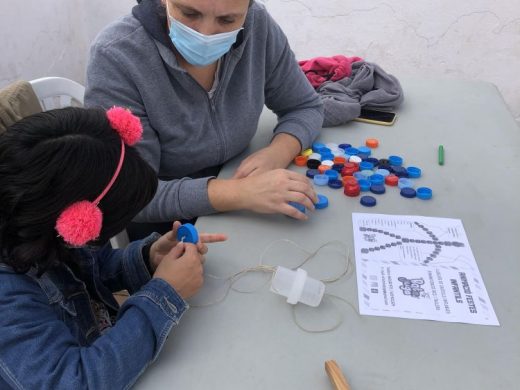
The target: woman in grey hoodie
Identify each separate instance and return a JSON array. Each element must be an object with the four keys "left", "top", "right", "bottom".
[{"left": 85, "top": 0, "right": 324, "bottom": 236}]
